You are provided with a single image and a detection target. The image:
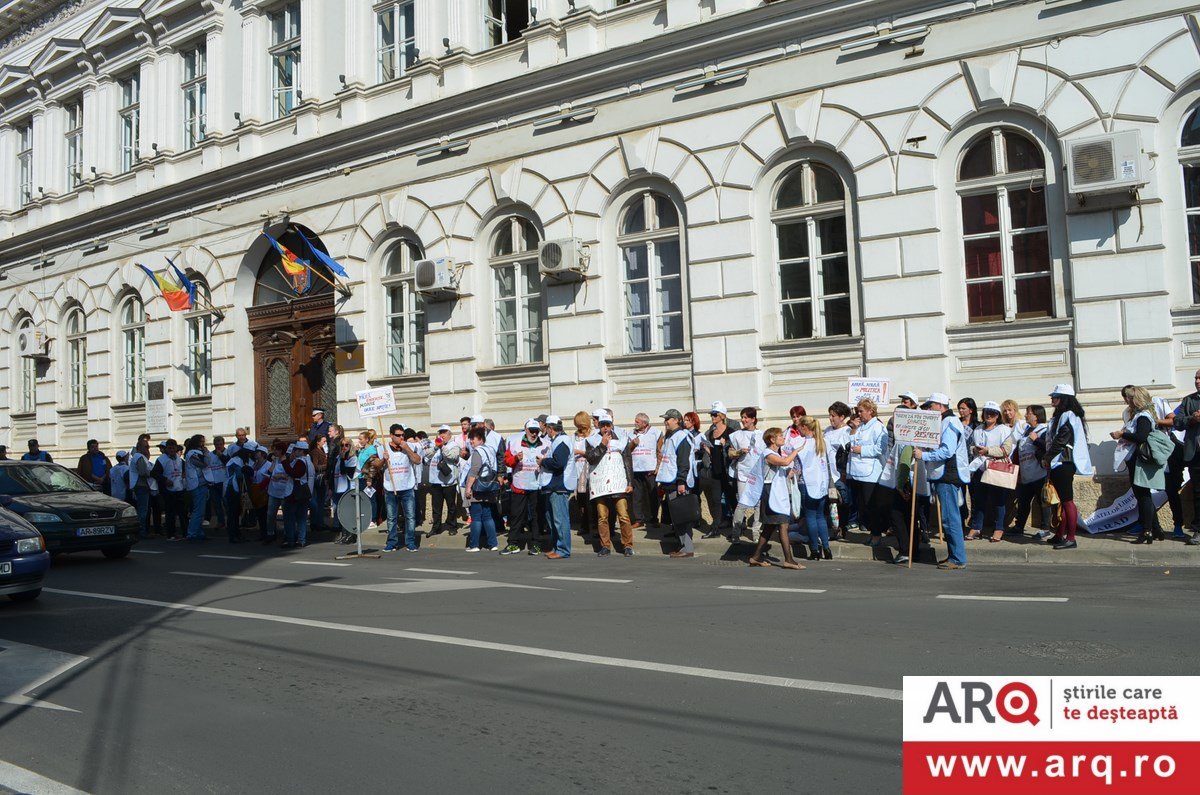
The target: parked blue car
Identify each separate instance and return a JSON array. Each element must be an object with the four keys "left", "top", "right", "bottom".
[{"left": 0, "top": 505, "right": 50, "bottom": 602}]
